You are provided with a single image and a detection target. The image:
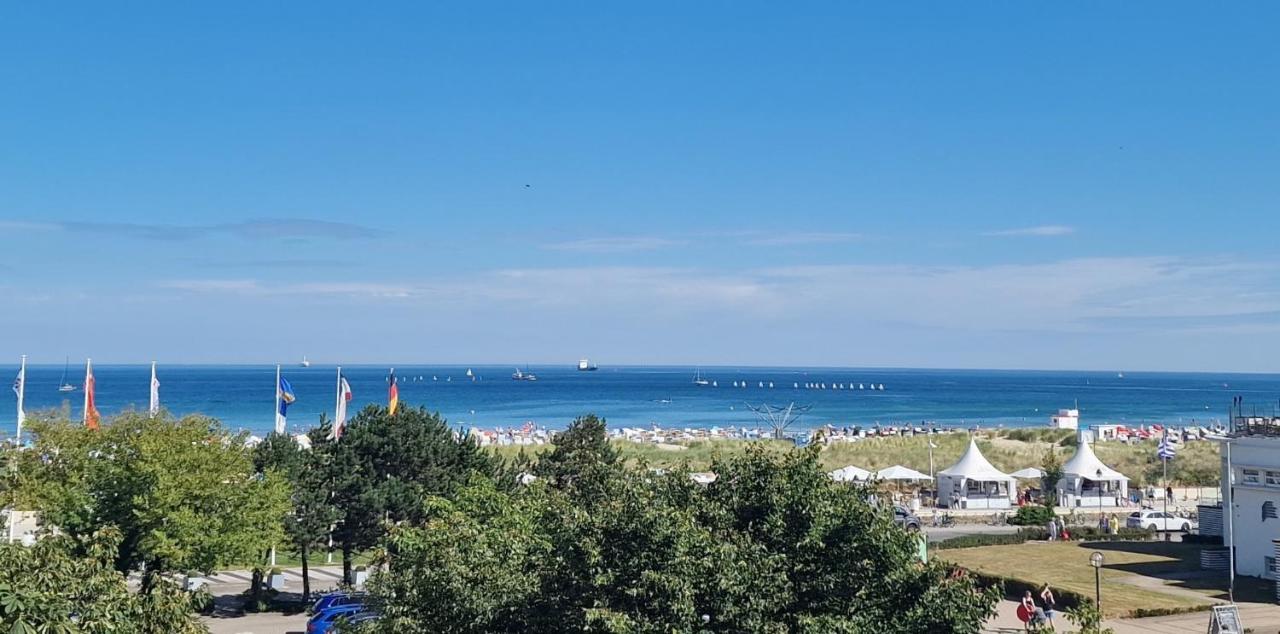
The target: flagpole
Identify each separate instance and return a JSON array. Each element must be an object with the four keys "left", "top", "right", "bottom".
[
  {"left": 1163, "top": 455, "right": 1169, "bottom": 542},
  {"left": 335, "top": 366, "right": 342, "bottom": 425}
]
